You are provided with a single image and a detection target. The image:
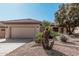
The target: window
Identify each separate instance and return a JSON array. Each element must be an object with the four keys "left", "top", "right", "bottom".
[
  {"left": 1, "top": 29, "right": 5, "bottom": 31},
  {"left": 53, "top": 27, "right": 58, "bottom": 32}
]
